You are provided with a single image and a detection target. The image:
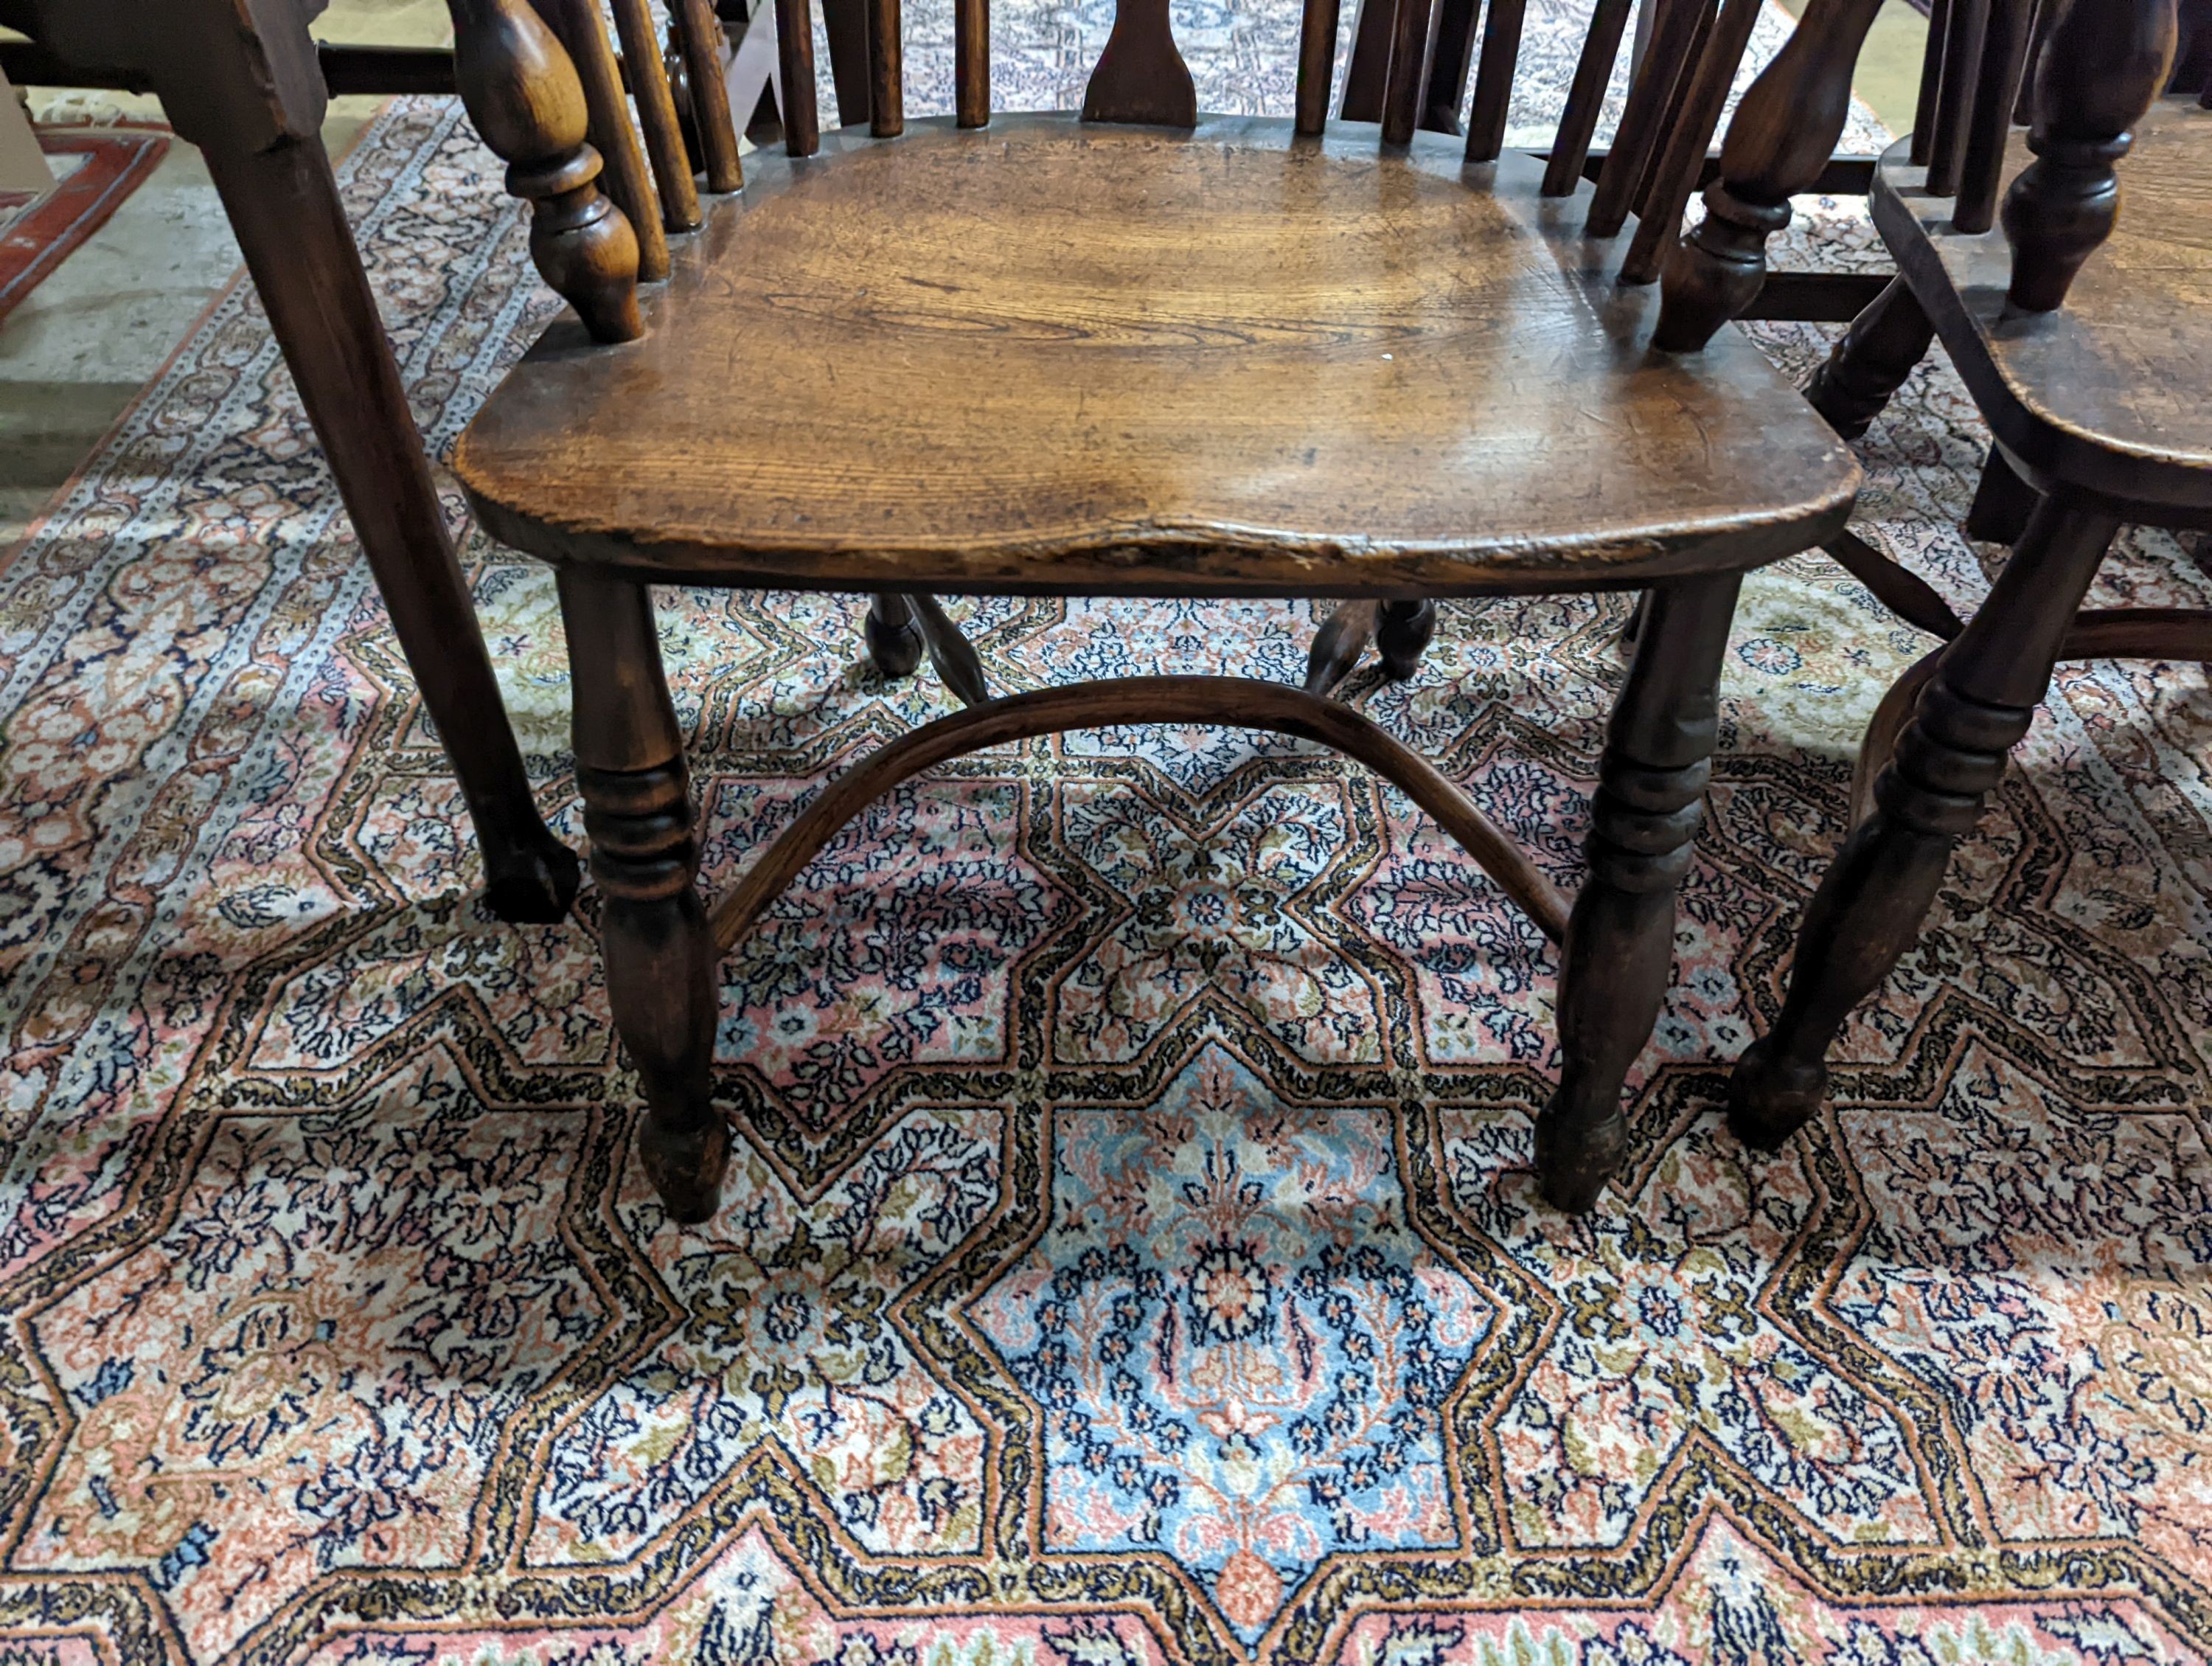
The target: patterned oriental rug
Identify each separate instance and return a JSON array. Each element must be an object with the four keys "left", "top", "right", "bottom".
[{"left": 5, "top": 3, "right": 2212, "bottom": 1662}]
